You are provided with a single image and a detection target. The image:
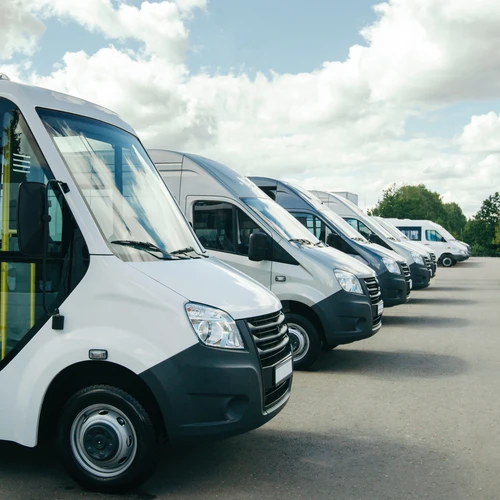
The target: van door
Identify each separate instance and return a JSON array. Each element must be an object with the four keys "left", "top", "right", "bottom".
[
  {"left": 424, "top": 228, "right": 445, "bottom": 256},
  {"left": 0, "top": 98, "right": 89, "bottom": 440},
  {"left": 189, "top": 198, "right": 272, "bottom": 288}
]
